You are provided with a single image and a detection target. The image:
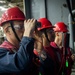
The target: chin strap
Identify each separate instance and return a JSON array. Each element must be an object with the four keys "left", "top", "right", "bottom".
[
  {"left": 10, "top": 21, "right": 21, "bottom": 42},
  {"left": 44, "top": 29, "right": 50, "bottom": 42}
]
